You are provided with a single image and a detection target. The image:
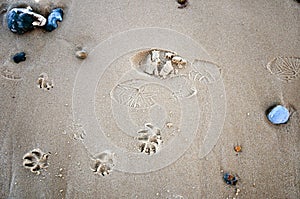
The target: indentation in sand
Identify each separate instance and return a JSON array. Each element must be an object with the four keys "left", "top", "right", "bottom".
[
  {"left": 72, "top": 28, "right": 226, "bottom": 173},
  {"left": 266, "top": 57, "right": 300, "bottom": 82},
  {"left": 90, "top": 151, "right": 115, "bottom": 176},
  {"left": 23, "top": 148, "right": 50, "bottom": 175},
  {"left": 0, "top": 68, "right": 22, "bottom": 80},
  {"left": 136, "top": 123, "right": 163, "bottom": 155},
  {"left": 37, "top": 72, "right": 54, "bottom": 90}
]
